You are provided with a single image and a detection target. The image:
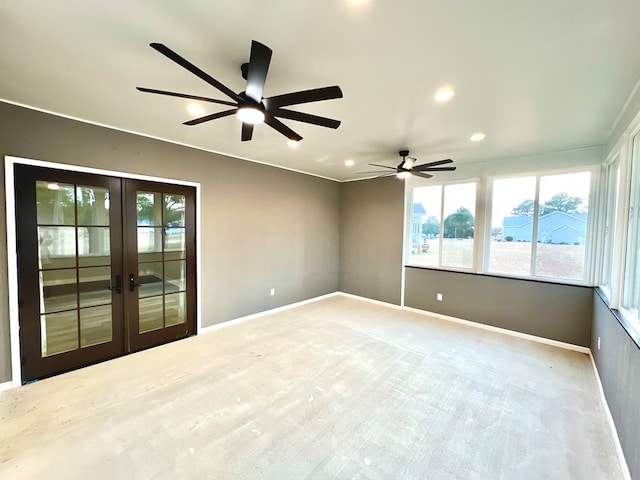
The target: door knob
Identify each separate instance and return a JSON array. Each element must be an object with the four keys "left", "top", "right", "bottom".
[
  {"left": 129, "top": 273, "right": 141, "bottom": 292},
  {"left": 108, "top": 274, "right": 122, "bottom": 294}
]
